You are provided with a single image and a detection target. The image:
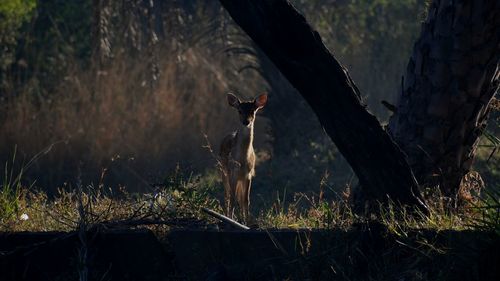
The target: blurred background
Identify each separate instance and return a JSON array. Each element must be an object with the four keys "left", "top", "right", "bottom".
[{"left": 0, "top": 0, "right": 497, "bottom": 207}]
